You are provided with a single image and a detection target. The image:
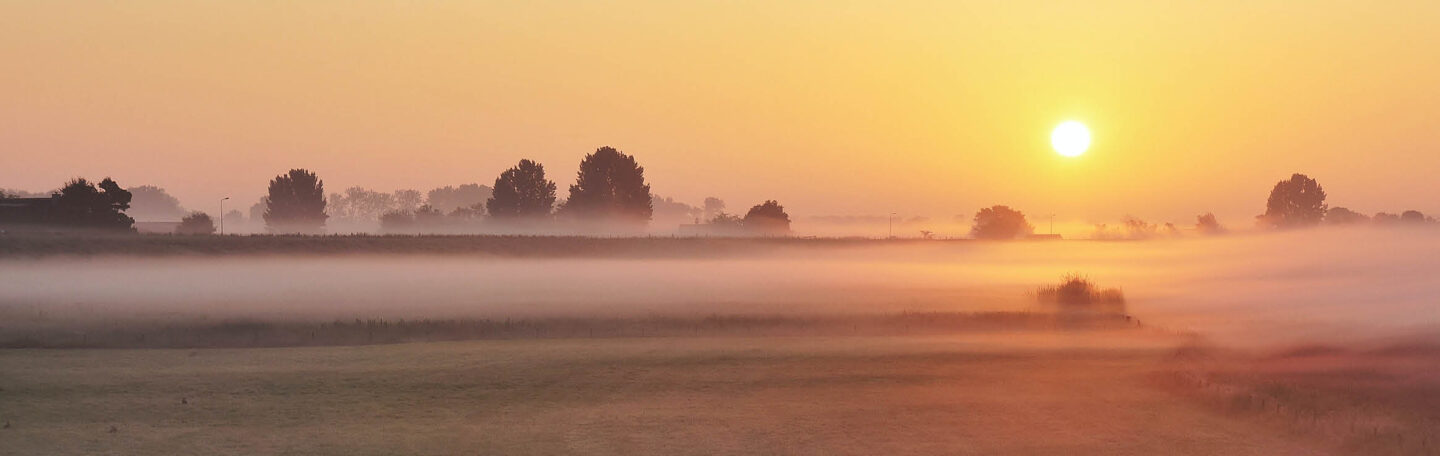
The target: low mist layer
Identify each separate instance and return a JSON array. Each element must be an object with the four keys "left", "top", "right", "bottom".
[{"left": 2, "top": 228, "right": 1437, "bottom": 347}]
